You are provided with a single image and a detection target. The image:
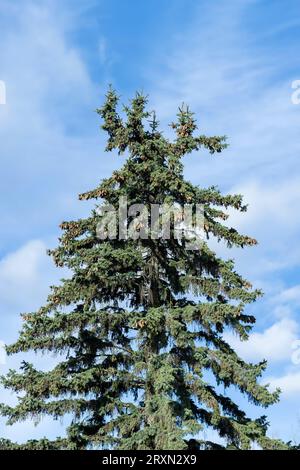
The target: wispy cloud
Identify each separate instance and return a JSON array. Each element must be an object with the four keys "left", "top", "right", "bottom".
[
  {"left": 266, "top": 370, "right": 300, "bottom": 396},
  {"left": 0, "top": 239, "right": 69, "bottom": 441},
  {"left": 224, "top": 318, "right": 299, "bottom": 362},
  {"left": 275, "top": 285, "right": 300, "bottom": 306},
  {"left": 0, "top": 0, "right": 113, "bottom": 249},
  {"left": 145, "top": 1, "right": 300, "bottom": 188},
  {"left": 0, "top": 240, "right": 56, "bottom": 312}
]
